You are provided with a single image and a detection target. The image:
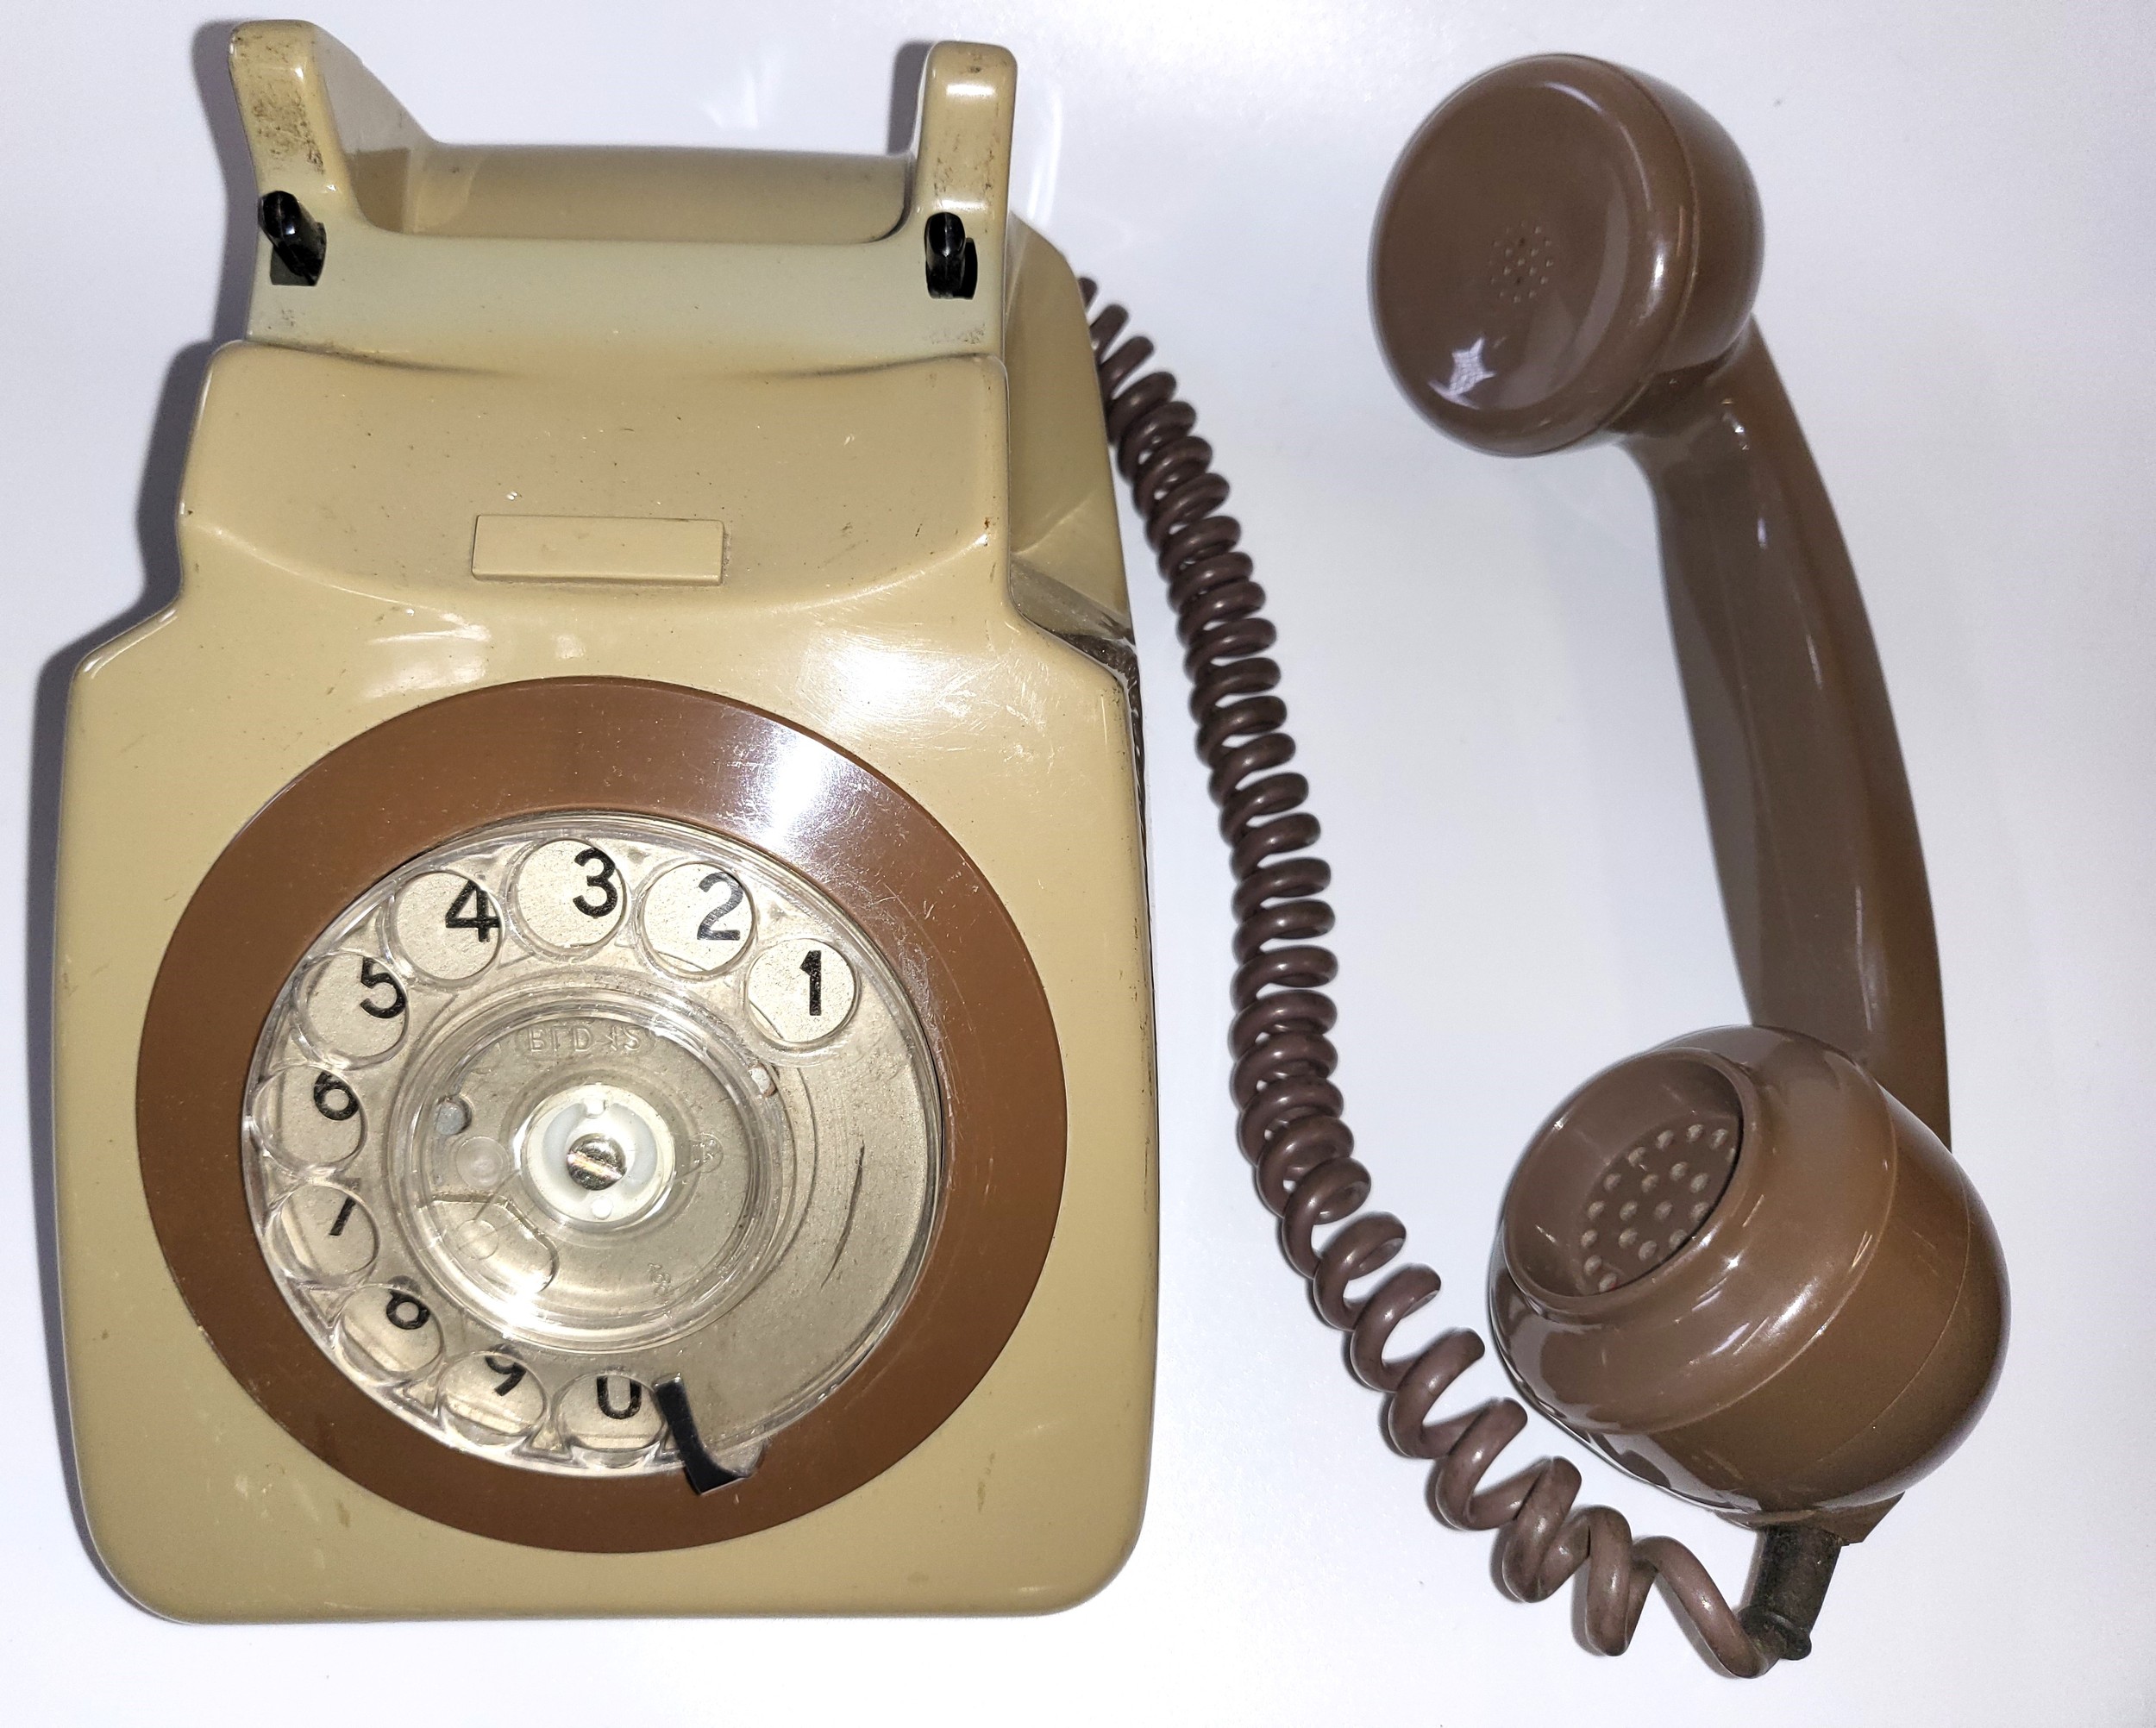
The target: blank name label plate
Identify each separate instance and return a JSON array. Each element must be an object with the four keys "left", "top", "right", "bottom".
[{"left": 471, "top": 515, "right": 725, "bottom": 585}]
